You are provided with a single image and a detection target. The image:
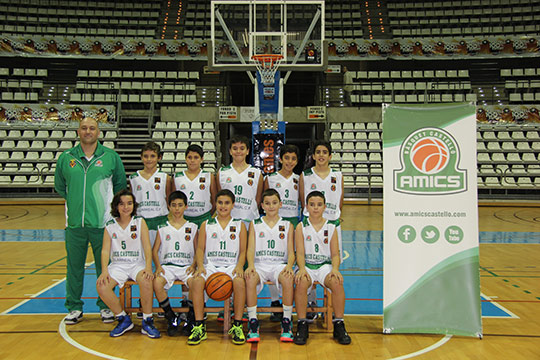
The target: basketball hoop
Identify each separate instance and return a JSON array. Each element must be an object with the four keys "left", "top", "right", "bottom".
[{"left": 251, "top": 54, "right": 283, "bottom": 86}]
